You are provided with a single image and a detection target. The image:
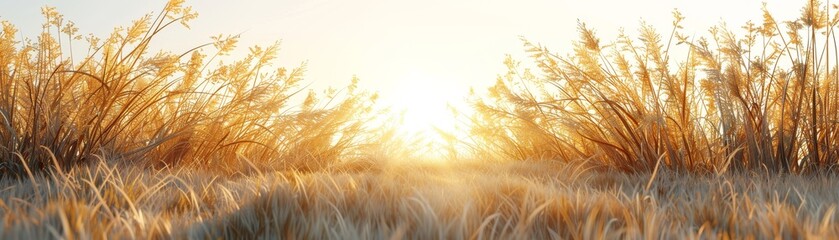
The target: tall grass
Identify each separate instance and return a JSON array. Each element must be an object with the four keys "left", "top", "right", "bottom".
[
  {"left": 468, "top": 0, "right": 839, "bottom": 173},
  {"left": 0, "top": 0, "right": 378, "bottom": 176},
  {"left": 2, "top": 1, "right": 839, "bottom": 239}
]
